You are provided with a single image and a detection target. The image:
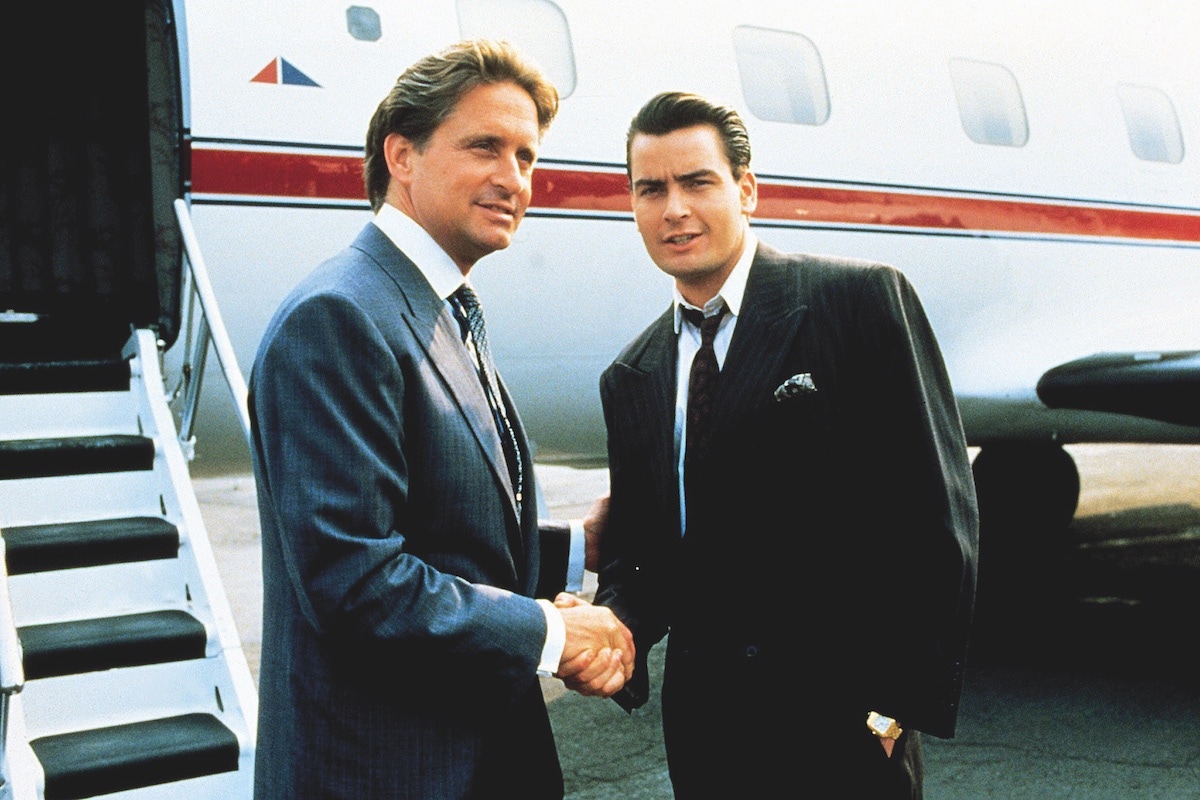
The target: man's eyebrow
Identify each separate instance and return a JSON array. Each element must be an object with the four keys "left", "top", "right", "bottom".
[
  {"left": 632, "top": 169, "right": 718, "bottom": 188},
  {"left": 461, "top": 133, "right": 500, "bottom": 145},
  {"left": 631, "top": 177, "right": 666, "bottom": 190},
  {"left": 632, "top": 168, "right": 721, "bottom": 190},
  {"left": 676, "top": 168, "right": 717, "bottom": 182}
]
